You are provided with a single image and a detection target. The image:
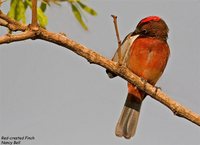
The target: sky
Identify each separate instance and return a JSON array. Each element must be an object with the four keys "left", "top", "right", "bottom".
[{"left": 1, "top": 0, "right": 200, "bottom": 145}]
